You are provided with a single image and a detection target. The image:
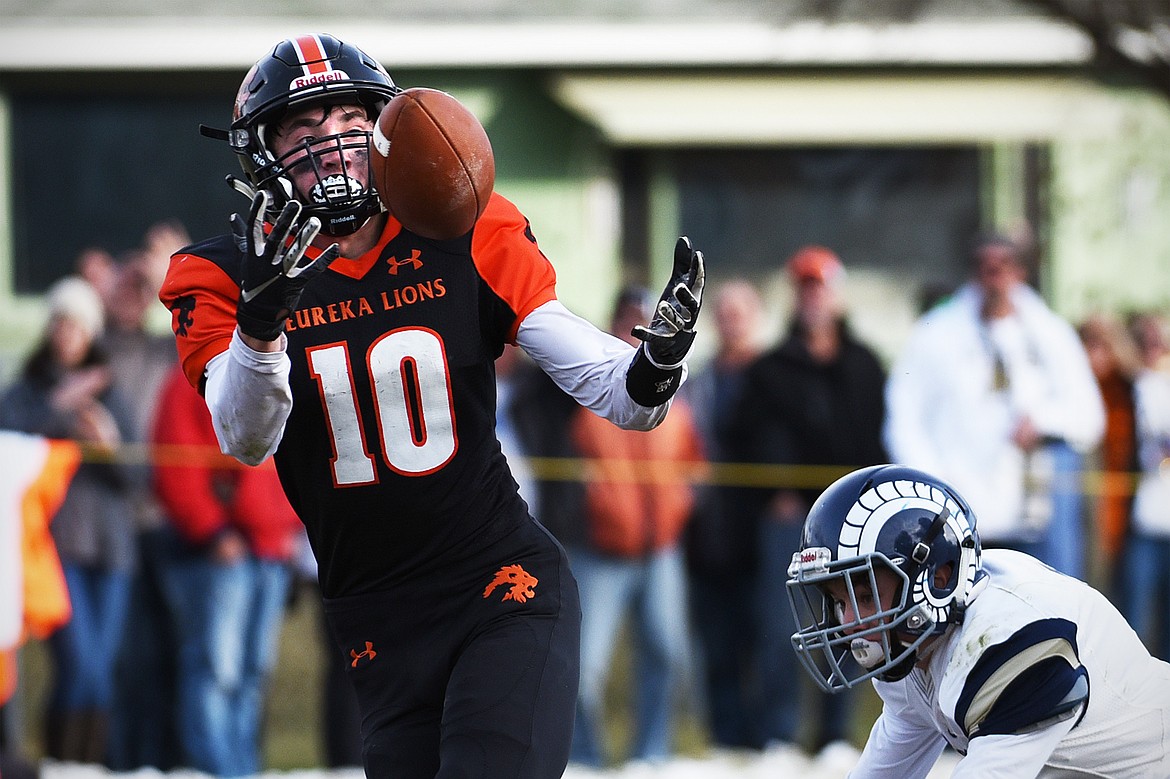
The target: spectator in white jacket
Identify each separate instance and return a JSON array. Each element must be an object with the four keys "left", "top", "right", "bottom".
[{"left": 884, "top": 232, "right": 1104, "bottom": 579}]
